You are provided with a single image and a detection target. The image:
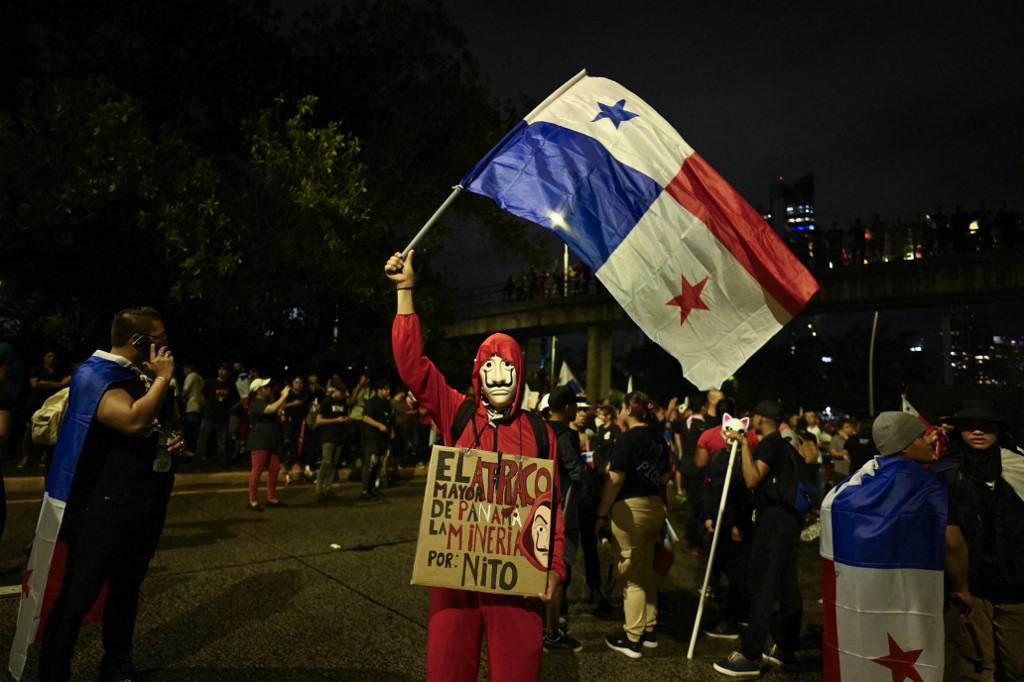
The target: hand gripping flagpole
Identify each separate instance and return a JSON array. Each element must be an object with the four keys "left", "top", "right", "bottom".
[{"left": 687, "top": 437, "right": 741, "bottom": 659}]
